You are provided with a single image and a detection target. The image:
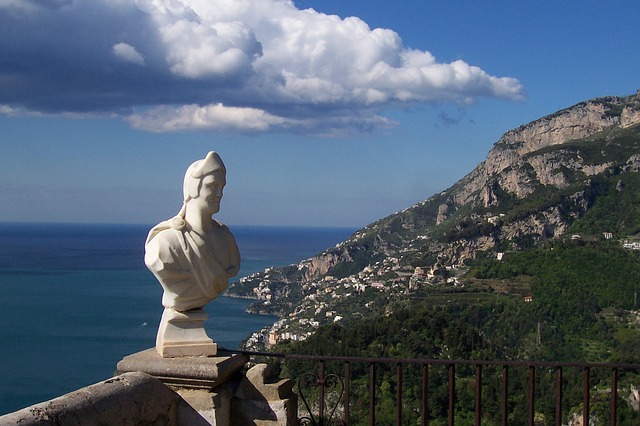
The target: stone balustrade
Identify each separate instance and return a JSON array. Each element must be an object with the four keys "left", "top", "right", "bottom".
[{"left": 0, "top": 349, "right": 297, "bottom": 426}]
